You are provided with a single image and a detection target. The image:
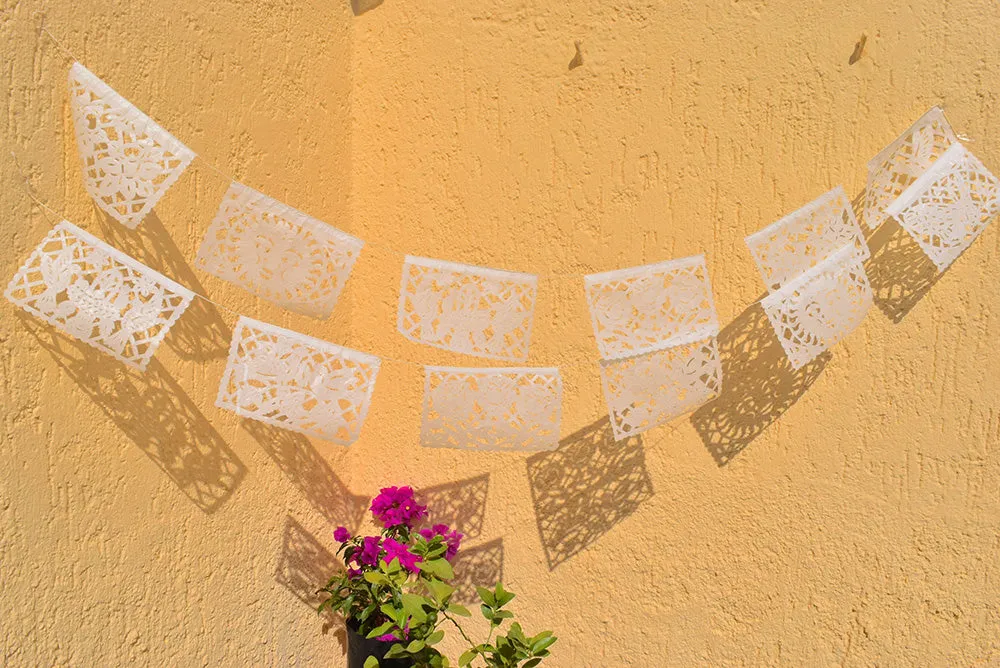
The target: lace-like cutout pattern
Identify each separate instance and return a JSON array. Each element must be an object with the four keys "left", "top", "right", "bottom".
[
  {"left": 421, "top": 366, "right": 562, "bottom": 451},
  {"left": 68, "top": 63, "right": 195, "bottom": 229},
  {"left": 584, "top": 255, "right": 719, "bottom": 359},
  {"left": 217, "top": 317, "right": 381, "bottom": 445},
  {"left": 398, "top": 257, "right": 538, "bottom": 361},
  {"left": 864, "top": 107, "right": 957, "bottom": 230},
  {"left": 886, "top": 143, "right": 1000, "bottom": 272},
  {"left": 746, "top": 186, "right": 870, "bottom": 292},
  {"left": 761, "top": 245, "right": 873, "bottom": 369},
  {"left": 599, "top": 337, "right": 722, "bottom": 441},
  {"left": 196, "top": 182, "right": 363, "bottom": 319},
  {"left": 5, "top": 221, "right": 194, "bottom": 370}
]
